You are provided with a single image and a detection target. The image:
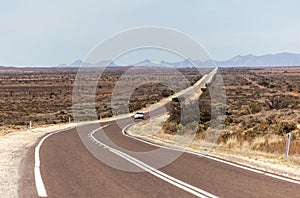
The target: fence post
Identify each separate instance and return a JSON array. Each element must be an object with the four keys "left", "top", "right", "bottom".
[
  {"left": 29, "top": 121, "right": 32, "bottom": 130},
  {"left": 285, "top": 133, "right": 291, "bottom": 157}
]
